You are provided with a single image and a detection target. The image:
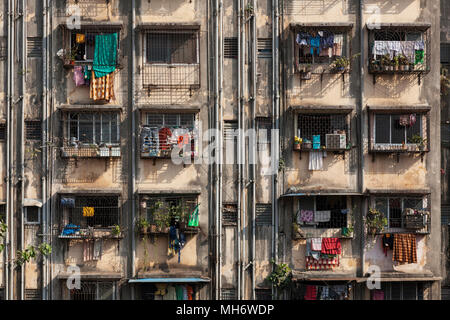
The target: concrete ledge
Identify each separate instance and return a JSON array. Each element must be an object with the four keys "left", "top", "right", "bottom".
[
  {"left": 58, "top": 189, "right": 122, "bottom": 195},
  {"left": 137, "top": 188, "right": 202, "bottom": 195},
  {"left": 292, "top": 271, "right": 358, "bottom": 282},
  {"left": 137, "top": 105, "right": 201, "bottom": 113},
  {"left": 57, "top": 272, "right": 123, "bottom": 280},
  {"left": 58, "top": 104, "right": 123, "bottom": 112},
  {"left": 291, "top": 105, "right": 354, "bottom": 114},
  {"left": 366, "top": 189, "right": 431, "bottom": 195},
  {"left": 136, "top": 23, "right": 200, "bottom": 31},
  {"left": 367, "top": 22, "right": 431, "bottom": 31},
  {"left": 367, "top": 104, "right": 431, "bottom": 113},
  {"left": 290, "top": 22, "right": 354, "bottom": 29}
]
